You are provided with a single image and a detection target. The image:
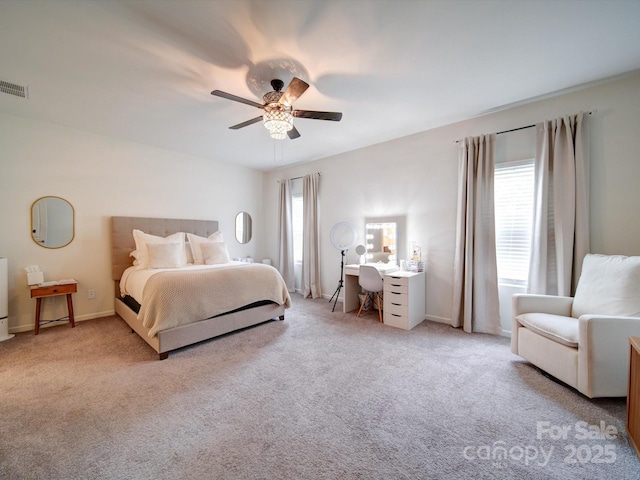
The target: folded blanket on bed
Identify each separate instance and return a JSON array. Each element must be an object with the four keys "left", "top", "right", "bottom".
[{"left": 138, "top": 263, "right": 291, "bottom": 337}]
